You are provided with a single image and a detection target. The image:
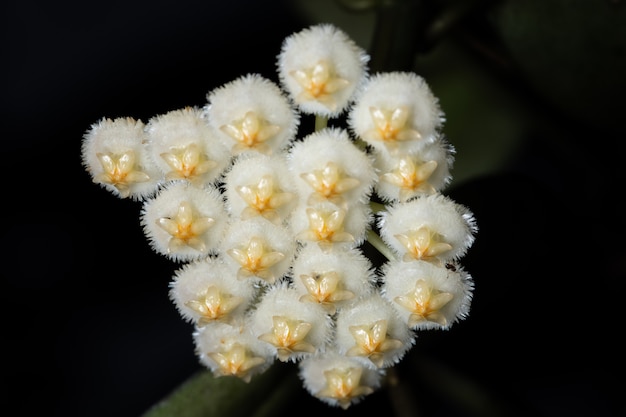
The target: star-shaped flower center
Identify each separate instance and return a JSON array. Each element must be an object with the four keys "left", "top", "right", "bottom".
[
  {"left": 395, "top": 279, "right": 453, "bottom": 327},
  {"left": 290, "top": 60, "right": 349, "bottom": 111},
  {"left": 185, "top": 285, "right": 244, "bottom": 325},
  {"left": 220, "top": 111, "right": 281, "bottom": 154},
  {"left": 394, "top": 225, "right": 452, "bottom": 263},
  {"left": 317, "top": 367, "right": 374, "bottom": 410},
  {"left": 362, "top": 106, "right": 421, "bottom": 151},
  {"left": 227, "top": 236, "right": 285, "bottom": 284},
  {"left": 160, "top": 143, "right": 217, "bottom": 184},
  {"left": 381, "top": 158, "right": 437, "bottom": 201},
  {"left": 299, "top": 271, "right": 354, "bottom": 314},
  {"left": 236, "top": 175, "right": 295, "bottom": 224},
  {"left": 301, "top": 161, "right": 360, "bottom": 206},
  {"left": 346, "top": 319, "right": 404, "bottom": 367},
  {"left": 156, "top": 201, "right": 215, "bottom": 252},
  {"left": 297, "top": 207, "right": 354, "bottom": 251},
  {"left": 207, "top": 343, "right": 266, "bottom": 383},
  {"left": 96, "top": 150, "right": 150, "bottom": 197},
  {"left": 258, "top": 315, "right": 316, "bottom": 361}
]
